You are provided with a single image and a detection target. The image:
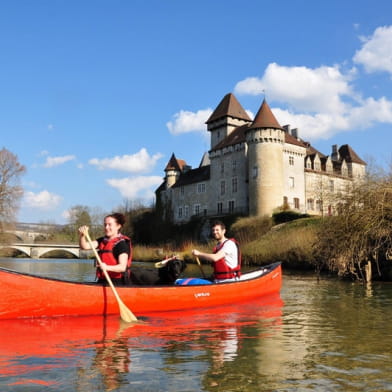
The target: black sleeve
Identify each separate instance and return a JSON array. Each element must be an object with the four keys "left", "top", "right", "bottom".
[{"left": 113, "top": 240, "right": 130, "bottom": 260}]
